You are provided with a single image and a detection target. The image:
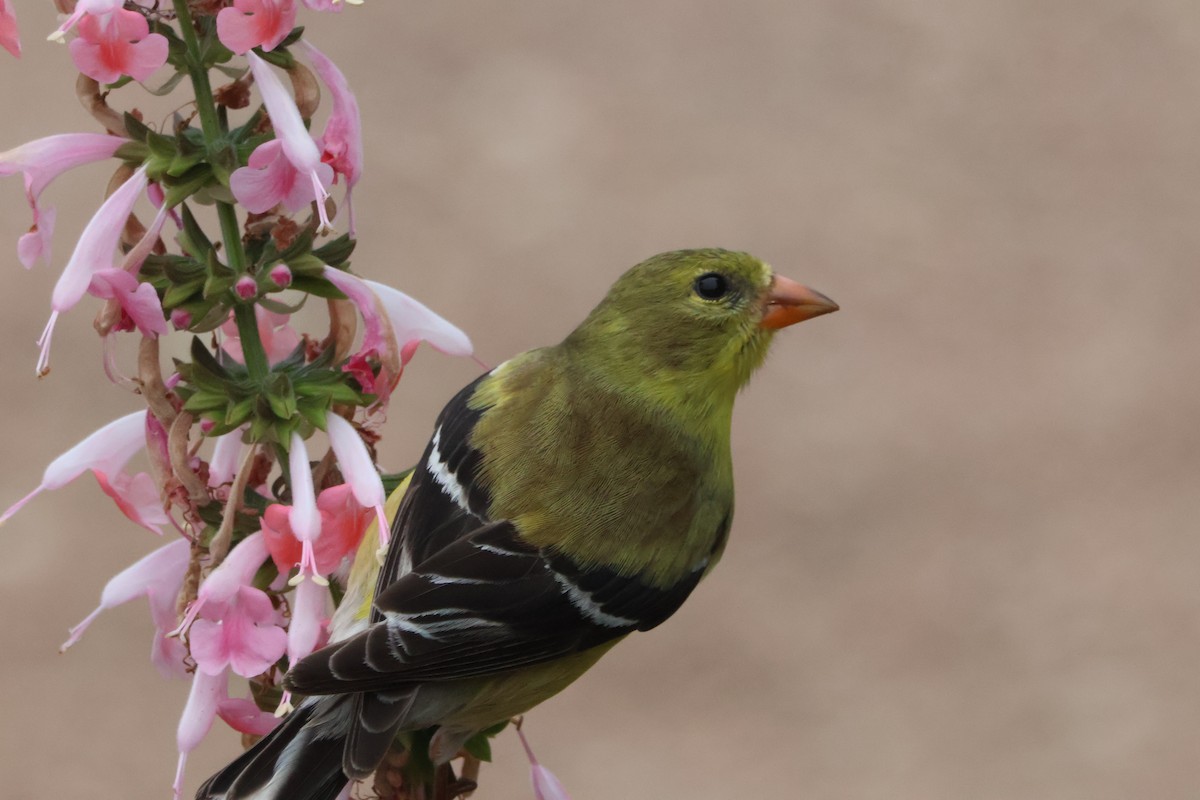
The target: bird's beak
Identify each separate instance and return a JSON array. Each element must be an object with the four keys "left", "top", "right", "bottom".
[{"left": 760, "top": 275, "right": 839, "bottom": 329}]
